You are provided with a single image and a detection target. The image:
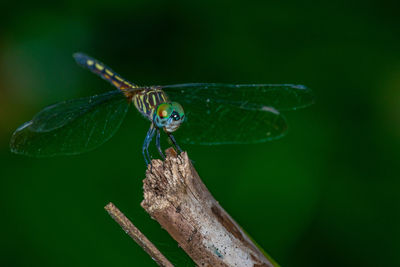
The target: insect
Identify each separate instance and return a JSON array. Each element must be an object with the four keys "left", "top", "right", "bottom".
[{"left": 10, "top": 53, "right": 314, "bottom": 165}]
